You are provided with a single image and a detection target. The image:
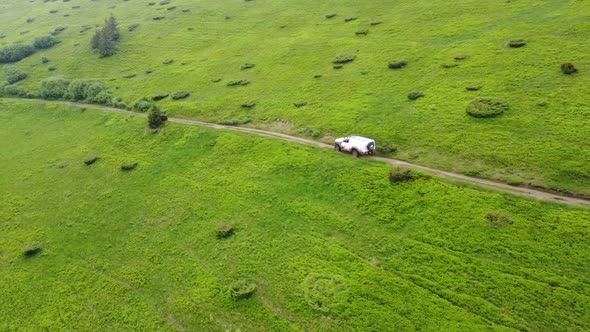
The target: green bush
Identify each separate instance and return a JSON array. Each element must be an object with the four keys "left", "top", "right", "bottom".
[
  {"left": 227, "top": 80, "right": 250, "bottom": 86},
  {"left": 0, "top": 44, "right": 35, "bottom": 64},
  {"left": 294, "top": 101, "right": 307, "bottom": 107},
  {"left": 23, "top": 247, "right": 42, "bottom": 258},
  {"left": 88, "top": 90, "right": 114, "bottom": 105},
  {"left": 241, "top": 101, "right": 256, "bottom": 108},
  {"left": 3, "top": 65, "right": 27, "bottom": 84},
  {"left": 152, "top": 93, "right": 169, "bottom": 101},
  {"left": 370, "top": 21, "right": 383, "bottom": 26},
  {"left": 40, "top": 56, "right": 49, "bottom": 64},
  {"left": 148, "top": 105, "right": 167, "bottom": 129},
  {"left": 408, "top": 91, "right": 424, "bottom": 100},
  {"left": 485, "top": 211, "right": 512, "bottom": 227},
  {"left": 171, "top": 91, "right": 190, "bottom": 100},
  {"left": 466, "top": 97, "right": 509, "bottom": 118},
  {"left": 48, "top": 65, "right": 57, "bottom": 71},
  {"left": 162, "top": 59, "right": 173, "bottom": 64},
  {"left": 121, "top": 162, "right": 138, "bottom": 171},
  {"left": 508, "top": 39, "right": 526, "bottom": 48},
  {"left": 84, "top": 156, "right": 99, "bottom": 165},
  {"left": 388, "top": 60, "right": 407, "bottom": 69},
  {"left": 229, "top": 280, "right": 256, "bottom": 300},
  {"left": 333, "top": 54, "right": 355, "bottom": 64},
  {"left": 65, "top": 79, "right": 107, "bottom": 101},
  {"left": 220, "top": 118, "right": 252, "bottom": 126},
  {"left": 389, "top": 167, "right": 420, "bottom": 184},
  {"left": 561, "top": 63, "right": 577, "bottom": 75},
  {"left": 377, "top": 144, "right": 397, "bottom": 154},
  {"left": 3, "top": 84, "right": 28, "bottom": 97},
  {"left": 466, "top": 85, "right": 482, "bottom": 91},
  {"left": 33, "top": 36, "right": 59, "bottom": 50},
  {"left": 40, "top": 76, "right": 70, "bottom": 99},
  {"left": 355, "top": 30, "right": 369, "bottom": 35},
  {"left": 303, "top": 274, "right": 348, "bottom": 312},
  {"left": 240, "top": 63, "right": 255, "bottom": 70},
  {"left": 454, "top": 54, "right": 469, "bottom": 61},
  {"left": 132, "top": 97, "right": 152, "bottom": 112},
  {"left": 344, "top": 17, "right": 358, "bottom": 22},
  {"left": 50, "top": 27, "right": 67, "bottom": 36},
  {"left": 128, "top": 24, "right": 140, "bottom": 32},
  {"left": 325, "top": 14, "right": 337, "bottom": 19},
  {"left": 216, "top": 223, "right": 235, "bottom": 238},
  {"left": 442, "top": 63, "right": 458, "bottom": 69}
]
